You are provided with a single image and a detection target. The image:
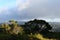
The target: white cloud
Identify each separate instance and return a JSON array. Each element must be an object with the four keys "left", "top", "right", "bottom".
[
  {"left": 0, "top": 6, "right": 13, "bottom": 15},
  {"left": 17, "top": 0, "right": 32, "bottom": 11},
  {"left": 0, "top": 0, "right": 60, "bottom": 22},
  {"left": 0, "top": 7, "right": 8, "bottom": 13},
  {"left": 16, "top": 0, "right": 48, "bottom": 11}
]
